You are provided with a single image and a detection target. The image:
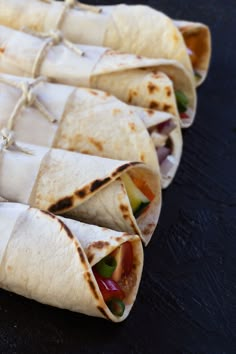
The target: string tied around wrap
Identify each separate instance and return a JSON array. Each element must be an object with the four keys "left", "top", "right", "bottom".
[
  {"left": 40, "top": 0, "right": 101, "bottom": 30},
  {"left": 0, "top": 76, "right": 57, "bottom": 130},
  {"left": 22, "top": 28, "right": 84, "bottom": 77},
  {"left": 65, "top": 0, "right": 102, "bottom": 13},
  {"left": 40, "top": 0, "right": 101, "bottom": 13},
  {"left": 0, "top": 128, "right": 32, "bottom": 155}
]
